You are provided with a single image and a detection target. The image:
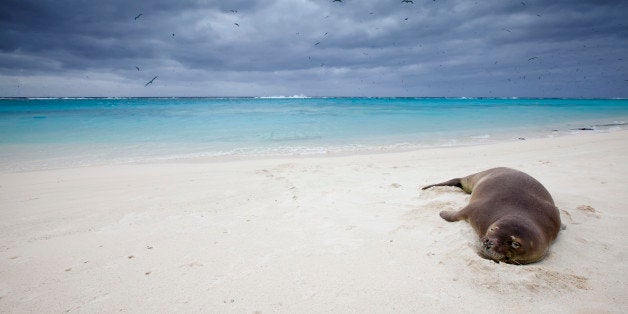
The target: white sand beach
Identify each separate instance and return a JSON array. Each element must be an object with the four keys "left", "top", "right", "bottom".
[{"left": 1, "top": 131, "right": 627, "bottom": 312}]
